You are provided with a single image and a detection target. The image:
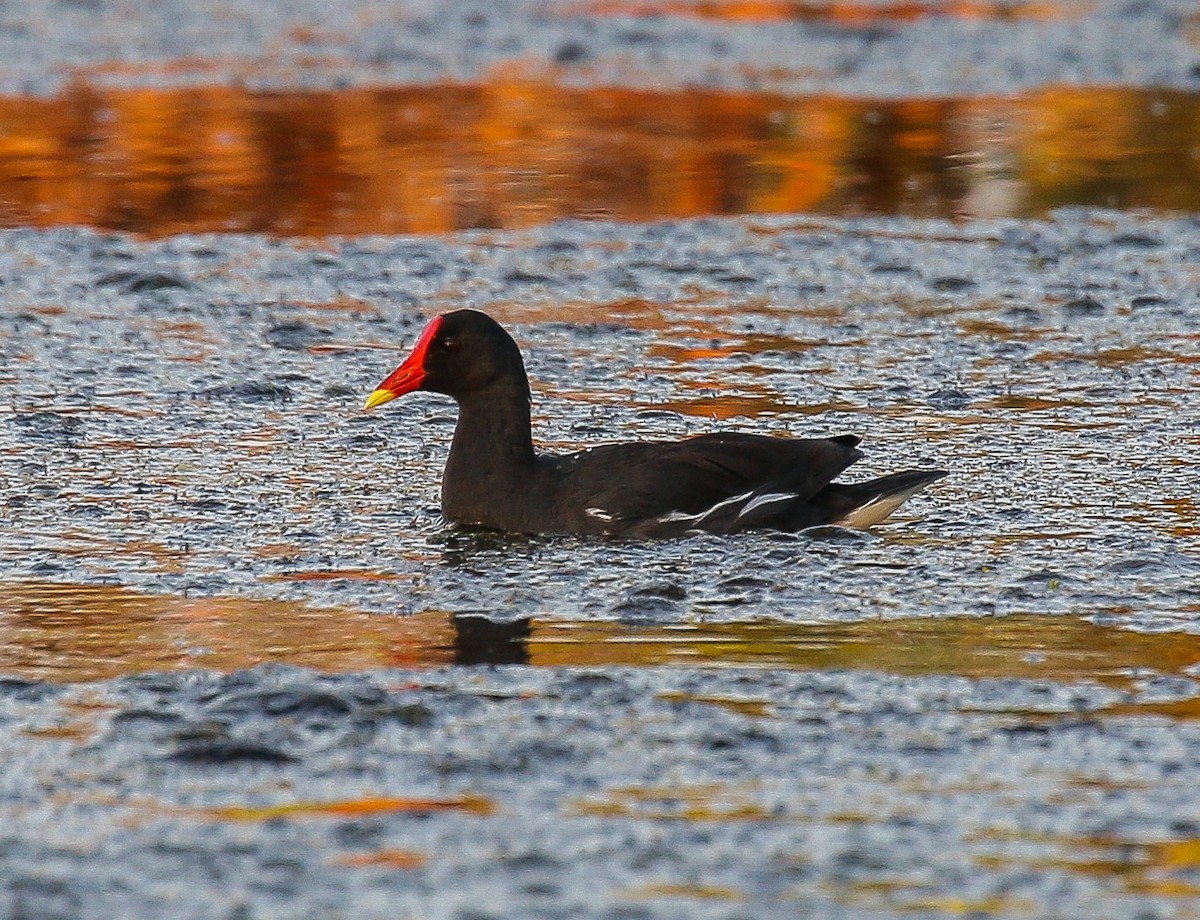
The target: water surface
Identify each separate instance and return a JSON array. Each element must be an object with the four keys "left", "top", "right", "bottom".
[
  {"left": 2, "top": 116, "right": 1199, "bottom": 920},
  {"left": 3, "top": 82, "right": 1199, "bottom": 235},
  {"left": 7, "top": 580, "right": 1200, "bottom": 688}
]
